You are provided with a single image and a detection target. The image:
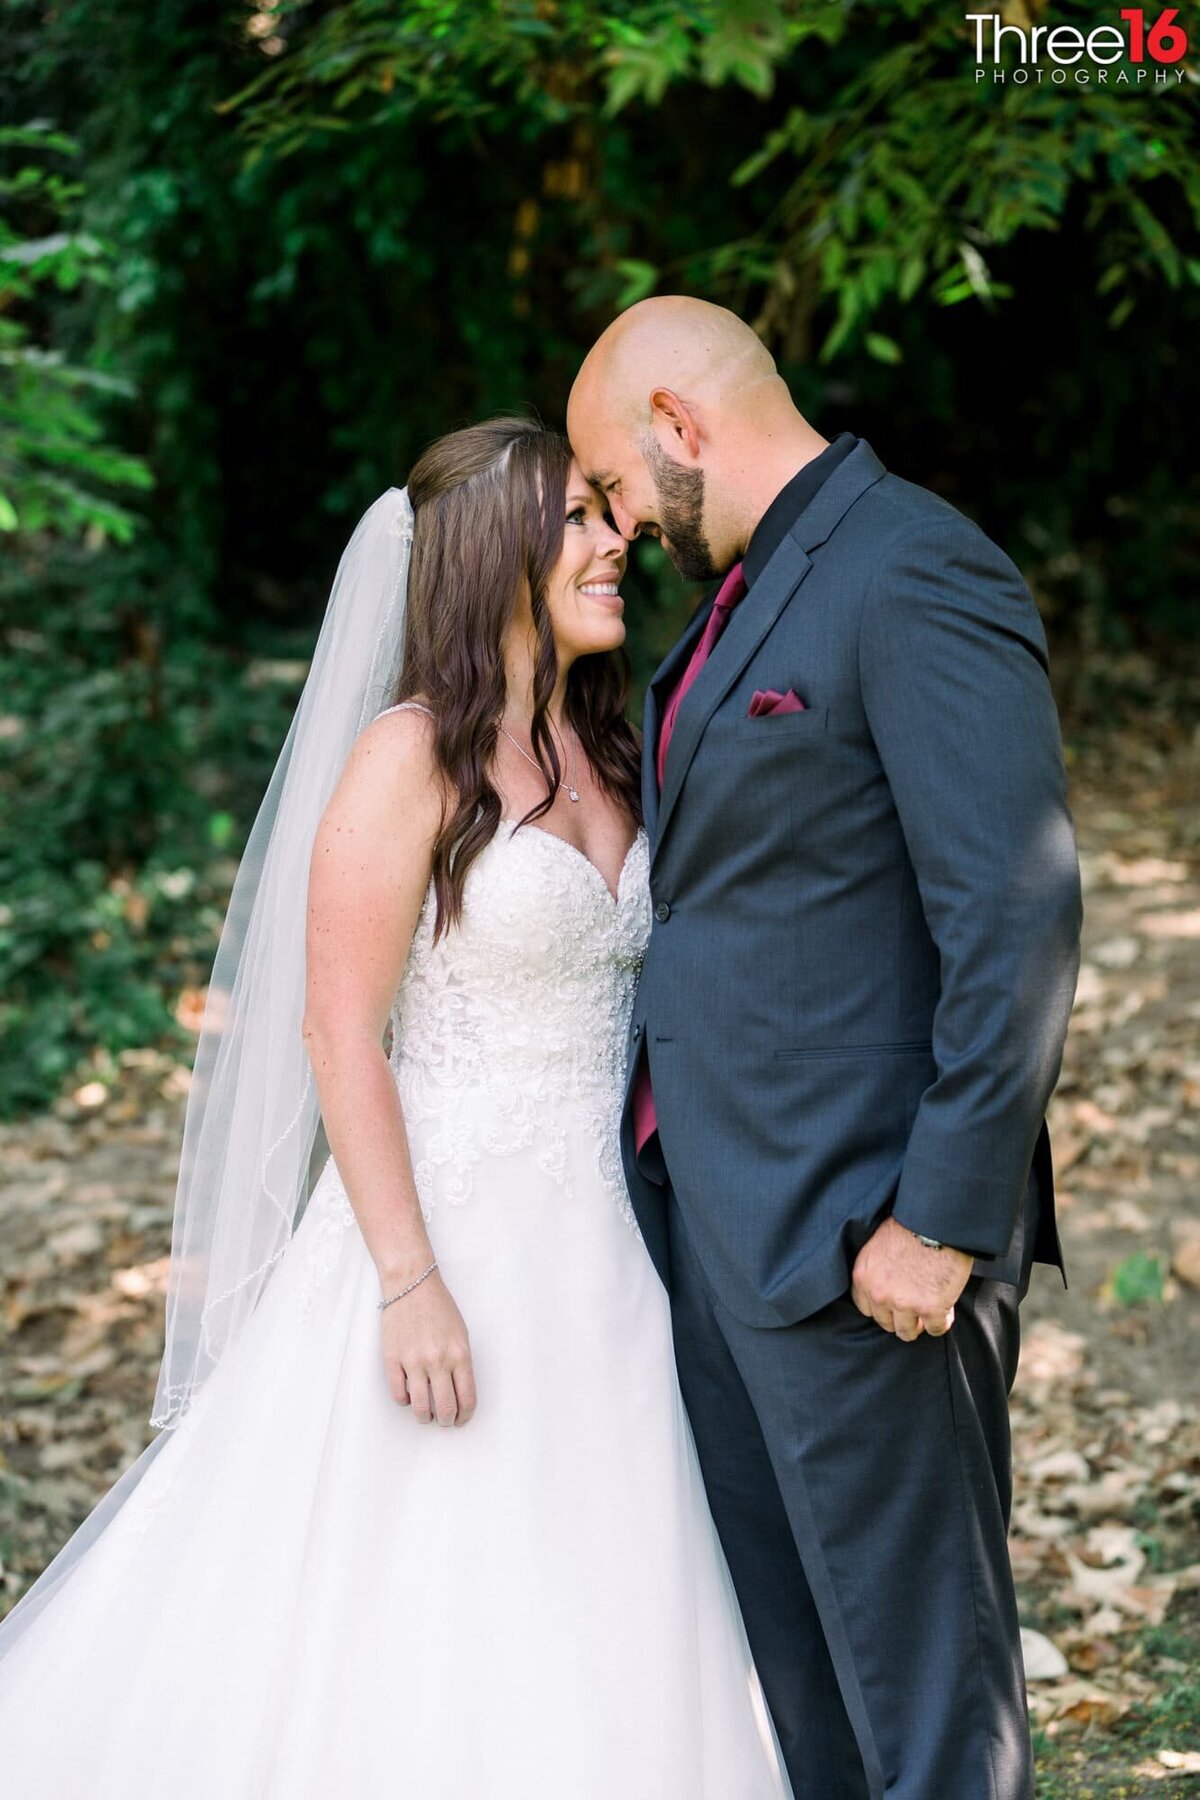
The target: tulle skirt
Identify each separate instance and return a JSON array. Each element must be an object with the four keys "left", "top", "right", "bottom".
[{"left": 0, "top": 1096, "right": 791, "bottom": 1798}]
